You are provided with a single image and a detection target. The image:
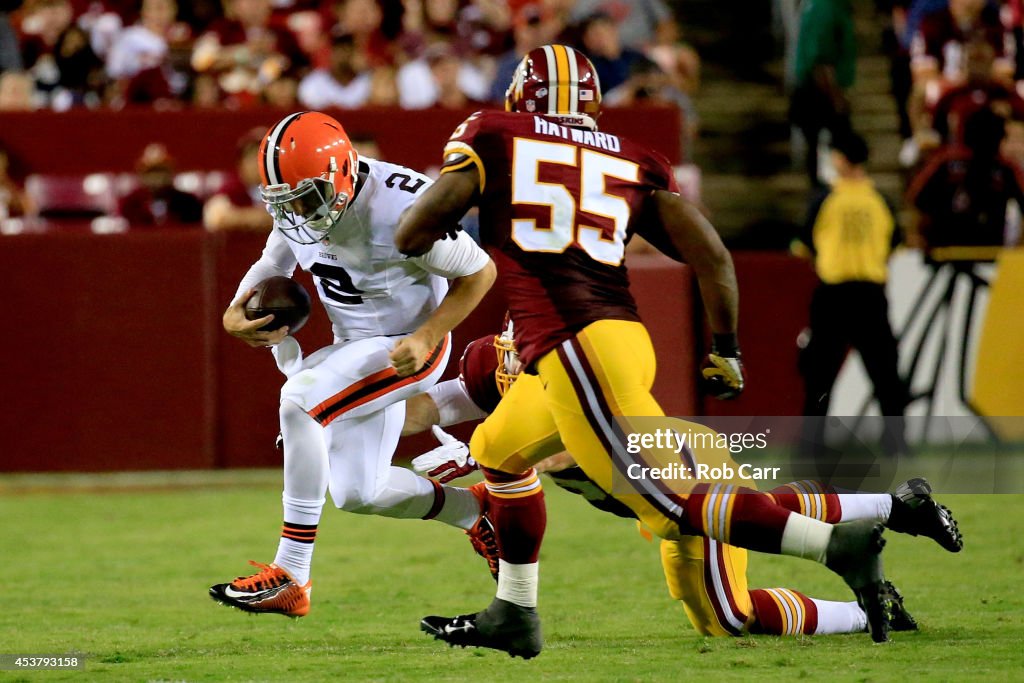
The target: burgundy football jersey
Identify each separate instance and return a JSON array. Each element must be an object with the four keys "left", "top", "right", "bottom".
[
  {"left": 931, "top": 81, "right": 1024, "bottom": 145},
  {"left": 441, "top": 110, "right": 677, "bottom": 366},
  {"left": 459, "top": 335, "right": 503, "bottom": 414}
]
